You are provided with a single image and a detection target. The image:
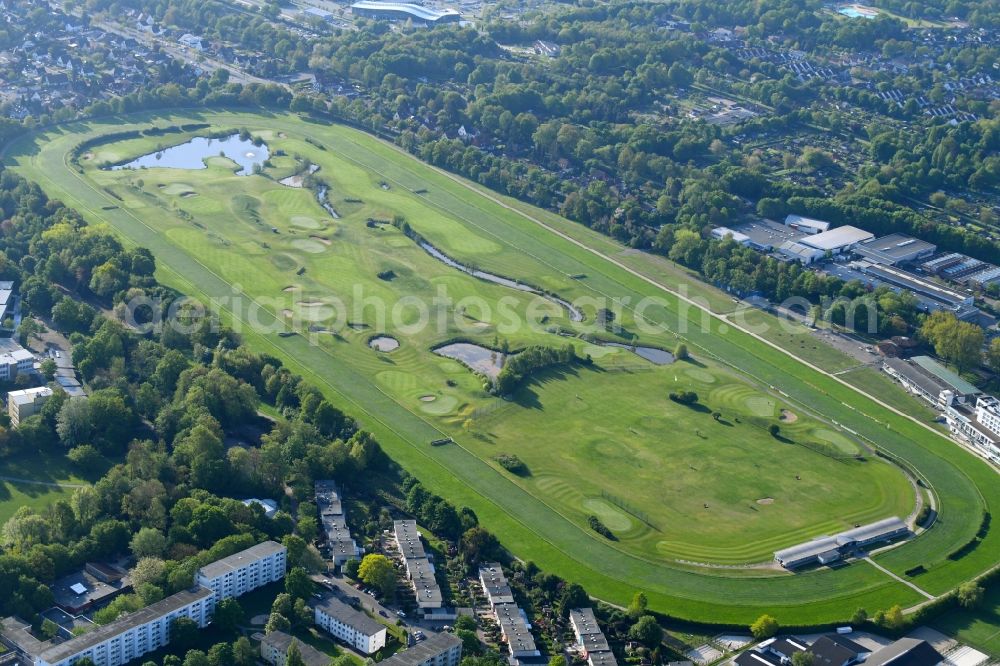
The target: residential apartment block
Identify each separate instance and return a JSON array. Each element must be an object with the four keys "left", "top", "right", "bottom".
[
  {"left": 380, "top": 632, "right": 462, "bottom": 666},
  {"left": 569, "top": 608, "right": 617, "bottom": 666},
  {"left": 477, "top": 564, "right": 539, "bottom": 664},
  {"left": 393, "top": 521, "right": 443, "bottom": 613},
  {"left": 260, "top": 631, "right": 330, "bottom": 666},
  {"left": 315, "top": 480, "right": 362, "bottom": 566},
  {"left": 1, "top": 542, "right": 287, "bottom": 666},
  {"left": 313, "top": 597, "right": 387, "bottom": 654},
  {"left": 196, "top": 541, "right": 287, "bottom": 604},
  {"left": 7, "top": 586, "right": 213, "bottom": 666}
]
